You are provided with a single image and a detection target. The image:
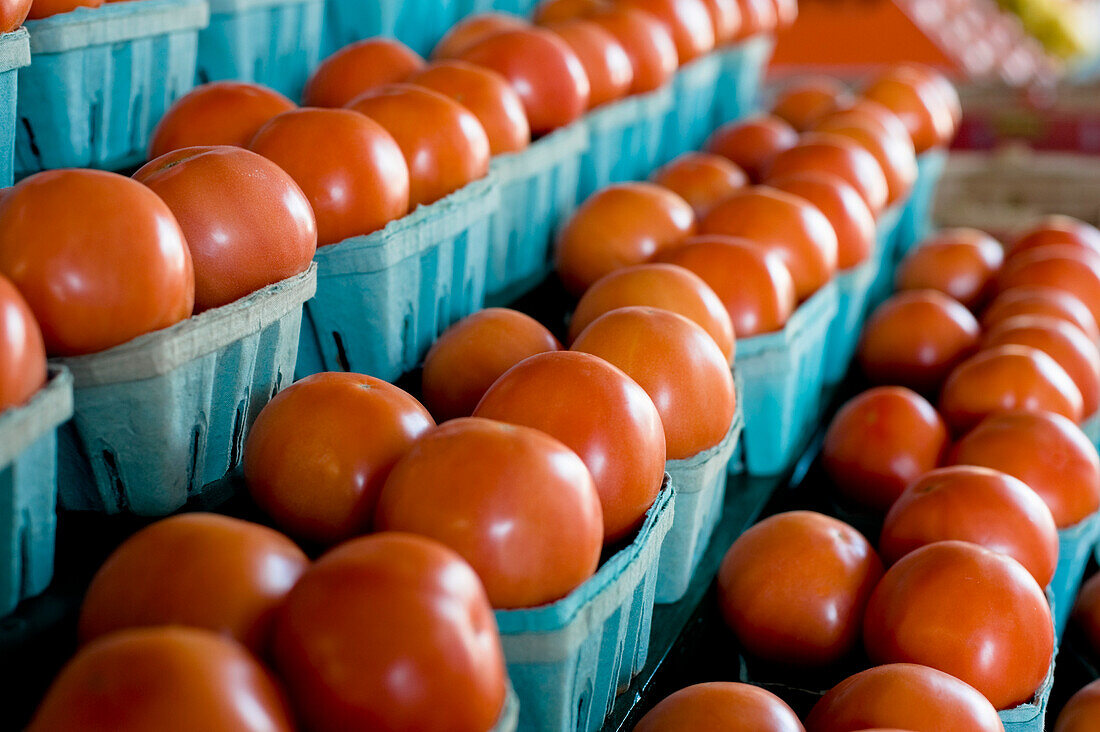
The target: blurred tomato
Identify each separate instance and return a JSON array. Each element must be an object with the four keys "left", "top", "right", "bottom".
[
  {"left": 547, "top": 19, "right": 633, "bottom": 109},
  {"left": 1074, "top": 574, "right": 1100, "bottom": 655},
  {"left": 895, "top": 229, "right": 1004, "bottom": 310},
  {"left": 0, "top": 275, "right": 45, "bottom": 412},
  {"left": 1008, "top": 215, "right": 1100, "bottom": 259},
  {"left": 650, "top": 151, "right": 748, "bottom": 219},
  {"left": 432, "top": 12, "right": 529, "bottom": 58},
  {"left": 303, "top": 38, "right": 425, "bottom": 108},
  {"left": 700, "top": 0, "right": 741, "bottom": 44},
  {"left": 765, "top": 132, "right": 888, "bottom": 216},
  {"left": 617, "top": 0, "right": 716, "bottom": 63},
  {"left": 635, "top": 682, "right": 804, "bottom": 732},
  {"left": 769, "top": 172, "right": 875, "bottom": 270},
  {"left": 862, "top": 68, "right": 954, "bottom": 153},
  {"left": 771, "top": 76, "right": 854, "bottom": 132},
  {"left": 815, "top": 102, "right": 918, "bottom": 206},
  {"left": 982, "top": 286, "right": 1100, "bottom": 342},
  {"left": 0, "top": 0, "right": 29, "bottom": 30},
  {"left": 731, "top": 0, "right": 776, "bottom": 38},
  {"left": 898, "top": 63, "right": 961, "bottom": 131},
  {"left": 705, "top": 114, "right": 798, "bottom": 182},
  {"left": 589, "top": 7, "right": 678, "bottom": 93},
  {"left": 772, "top": 0, "right": 796, "bottom": 26},
  {"left": 1056, "top": 679, "right": 1100, "bottom": 732},
  {"left": 27, "top": 0, "right": 100, "bottom": 20},
  {"left": 996, "top": 245, "right": 1100, "bottom": 328},
  {"left": 534, "top": 0, "right": 611, "bottom": 23}
]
